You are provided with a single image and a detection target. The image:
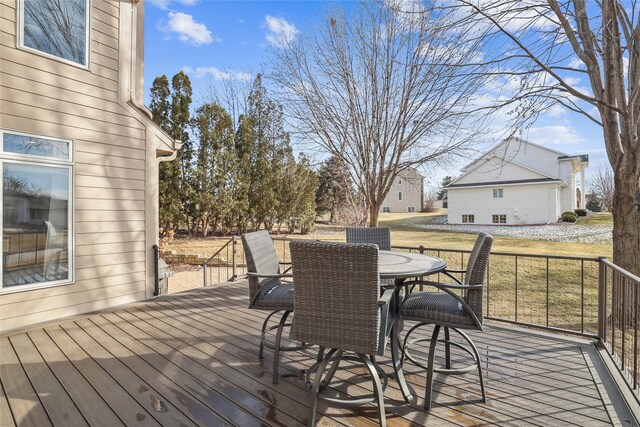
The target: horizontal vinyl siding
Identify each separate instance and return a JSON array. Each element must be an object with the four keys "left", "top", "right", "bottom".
[
  {"left": 0, "top": 291, "right": 146, "bottom": 331},
  {"left": 0, "top": 0, "right": 151, "bottom": 332}
]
